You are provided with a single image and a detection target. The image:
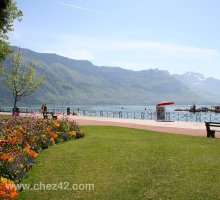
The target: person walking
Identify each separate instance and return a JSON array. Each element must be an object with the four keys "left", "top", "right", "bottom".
[
  {"left": 40, "top": 104, "right": 44, "bottom": 113},
  {"left": 43, "top": 104, "right": 47, "bottom": 113}
]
